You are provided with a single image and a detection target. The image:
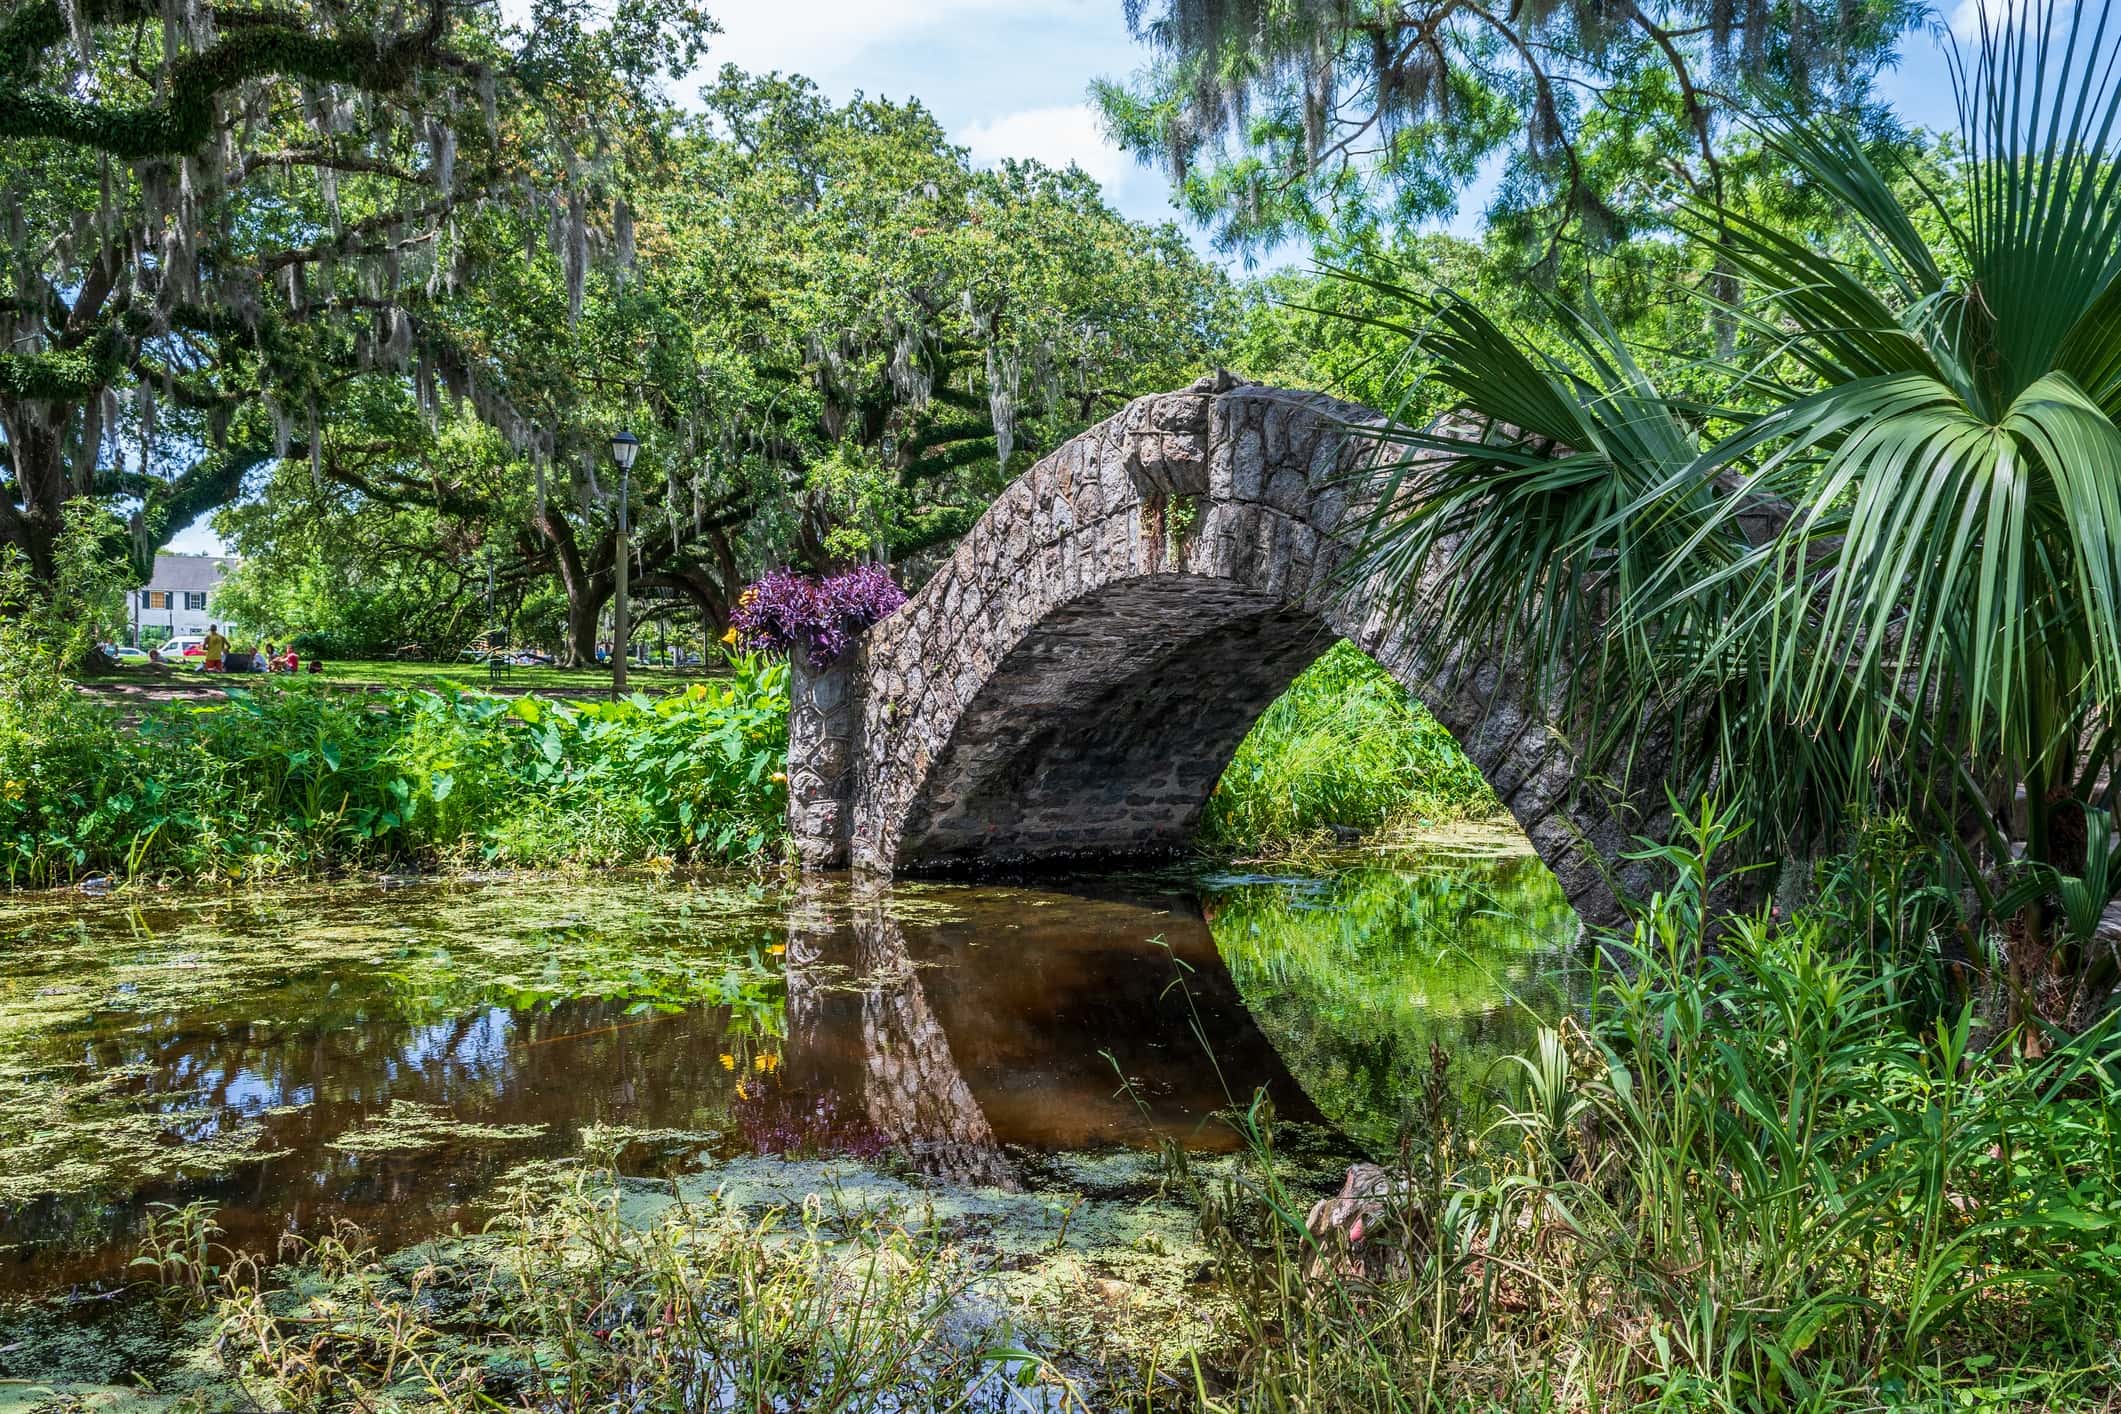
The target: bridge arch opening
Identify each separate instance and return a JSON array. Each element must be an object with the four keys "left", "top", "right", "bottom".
[{"left": 892, "top": 576, "right": 1331, "bottom": 871}]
